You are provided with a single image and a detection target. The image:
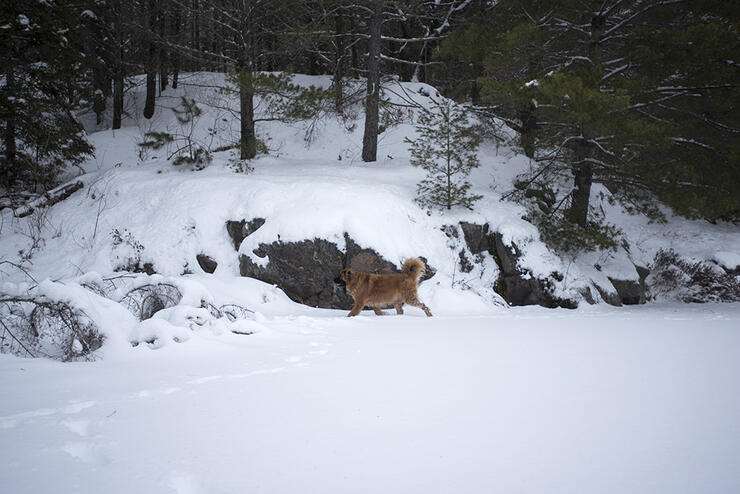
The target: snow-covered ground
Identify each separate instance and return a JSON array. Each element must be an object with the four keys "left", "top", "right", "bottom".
[
  {"left": 1, "top": 72, "right": 739, "bottom": 493},
  {"left": 2, "top": 302, "right": 739, "bottom": 494}
]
